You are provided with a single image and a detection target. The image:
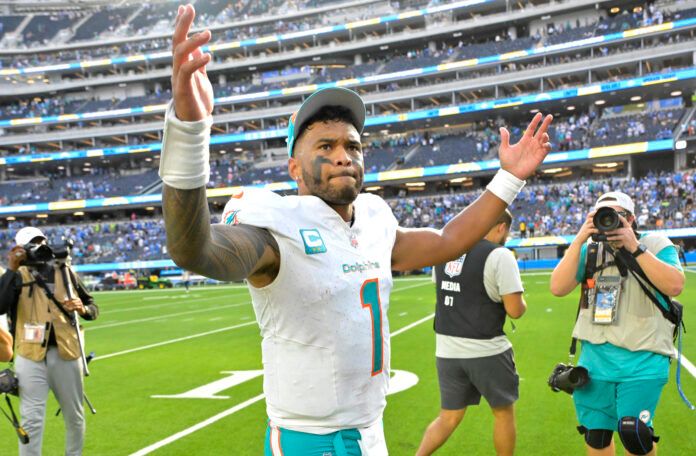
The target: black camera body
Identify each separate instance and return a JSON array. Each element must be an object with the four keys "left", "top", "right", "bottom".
[
  {"left": 591, "top": 207, "right": 620, "bottom": 242},
  {"left": 0, "top": 368, "right": 19, "bottom": 396},
  {"left": 548, "top": 363, "right": 589, "bottom": 395},
  {"left": 22, "top": 239, "right": 73, "bottom": 267}
]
